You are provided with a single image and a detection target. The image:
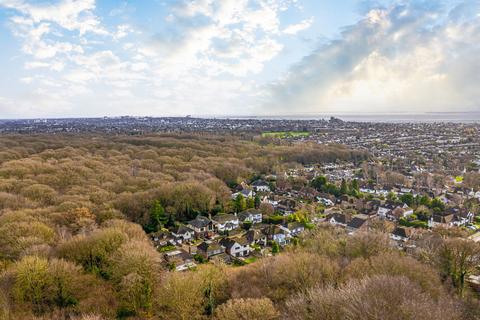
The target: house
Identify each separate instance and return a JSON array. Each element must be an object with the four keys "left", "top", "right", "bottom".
[
  {"left": 245, "top": 229, "right": 267, "bottom": 246},
  {"left": 346, "top": 214, "right": 370, "bottom": 233},
  {"left": 252, "top": 180, "right": 271, "bottom": 192},
  {"left": 317, "top": 196, "right": 335, "bottom": 207},
  {"left": 377, "top": 202, "right": 397, "bottom": 219},
  {"left": 276, "top": 204, "right": 294, "bottom": 216},
  {"left": 402, "top": 205, "right": 414, "bottom": 217},
  {"left": 386, "top": 206, "right": 413, "bottom": 221},
  {"left": 263, "top": 225, "right": 291, "bottom": 246},
  {"left": 212, "top": 213, "right": 240, "bottom": 232},
  {"left": 171, "top": 225, "right": 194, "bottom": 244},
  {"left": 399, "top": 188, "right": 413, "bottom": 194},
  {"left": 197, "top": 241, "right": 225, "bottom": 259},
  {"left": 287, "top": 222, "right": 305, "bottom": 236},
  {"left": 262, "top": 197, "right": 278, "bottom": 207},
  {"left": 438, "top": 194, "right": 450, "bottom": 205},
  {"left": 452, "top": 210, "right": 475, "bottom": 227},
  {"left": 390, "top": 226, "right": 415, "bottom": 242},
  {"left": 219, "top": 237, "right": 251, "bottom": 257},
  {"left": 187, "top": 216, "right": 214, "bottom": 237},
  {"left": 232, "top": 188, "right": 254, "bottom": 199},
  {"left": 429, "top": 213, "right": 455, "bottom": 228},
  {"left": 473, "top": 191, "right": 480, "bottom": 200},
  {"left": 151, "top": 231, "right": 174, "bottom": 248},
  {"left": 238, "top": 209, "right": 263, "bottom": 224},
  {"left": 329, "top": 212, "right": 352, "bottom": 227},
  {"left": 163, "top": 250, "right": 196, "bottom": 271}
]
